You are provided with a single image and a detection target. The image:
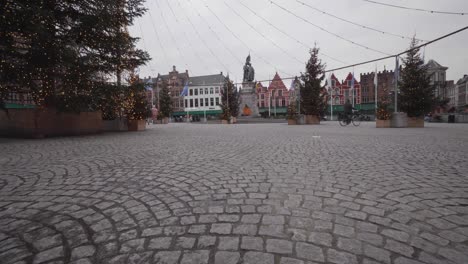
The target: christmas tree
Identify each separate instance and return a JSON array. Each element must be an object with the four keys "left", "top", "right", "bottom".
[
  {"left": 399, "top": 38, "right": 435, "bottom": 118},
  {"left": 300, "top": 46, "right": 326, "bottom": 116},
  {"left": 158, "top": 81, "right": 172, "bottom": 119},
  {"left": 220, "top": 77, "right": 237, "bottom": 120},
  {"left": 376, "top": 87, "right": 392, "bottom": 120},
  {"left": 0, "top": 0, "right": 150, "bottom": 112}
]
